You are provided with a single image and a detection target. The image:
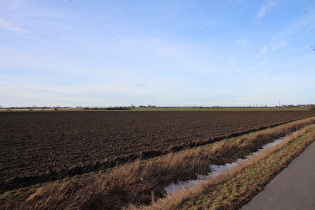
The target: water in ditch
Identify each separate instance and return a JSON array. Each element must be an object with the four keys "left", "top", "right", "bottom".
[{"left": 165, "top": 134, "right": 291, "bottom": 195}]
